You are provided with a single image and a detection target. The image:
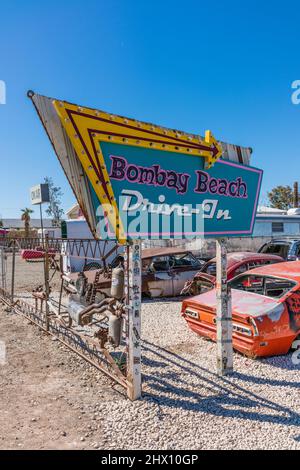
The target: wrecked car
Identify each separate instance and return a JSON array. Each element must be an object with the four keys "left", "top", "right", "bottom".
[
  {"left": 258, "top": 238, "right": 300, "bottom": 261},
  {"left": 66, "top": 247, "right": 204, "bottom": 299},
  {"left": 141, "top": 247, "right": 204, "bottom": 297},
  {"left": 181, "top": 261, "right": 300, "bottom": 357},
  {"left": 181, "top": 252, "right": 284, "bottom": 295}
]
